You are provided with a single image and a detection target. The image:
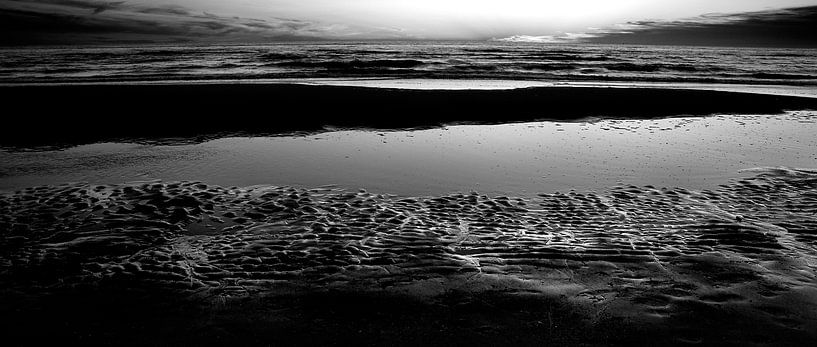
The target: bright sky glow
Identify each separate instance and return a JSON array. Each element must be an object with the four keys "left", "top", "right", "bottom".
[
  {"left": 185, "top": 0, "right": 817, "bottom": 38},
  {"left": 3, "top": 0, "right": 816, "bottom": 44}
]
